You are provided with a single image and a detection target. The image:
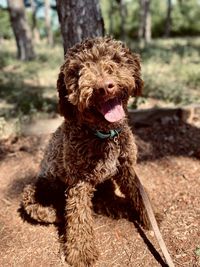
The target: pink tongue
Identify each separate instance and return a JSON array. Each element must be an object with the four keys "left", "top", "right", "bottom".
[{"left": 100, "top": 98, "right": 125, "bottom": 122}]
